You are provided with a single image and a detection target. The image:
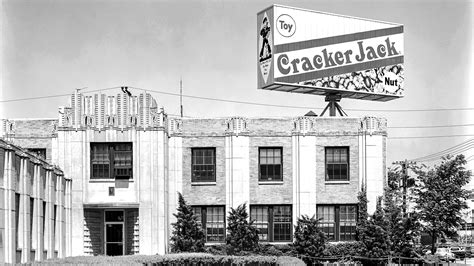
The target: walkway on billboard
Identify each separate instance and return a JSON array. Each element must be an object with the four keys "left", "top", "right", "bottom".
[{"left": 262, "top": 82, "right": 400, "bottom": 102}]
